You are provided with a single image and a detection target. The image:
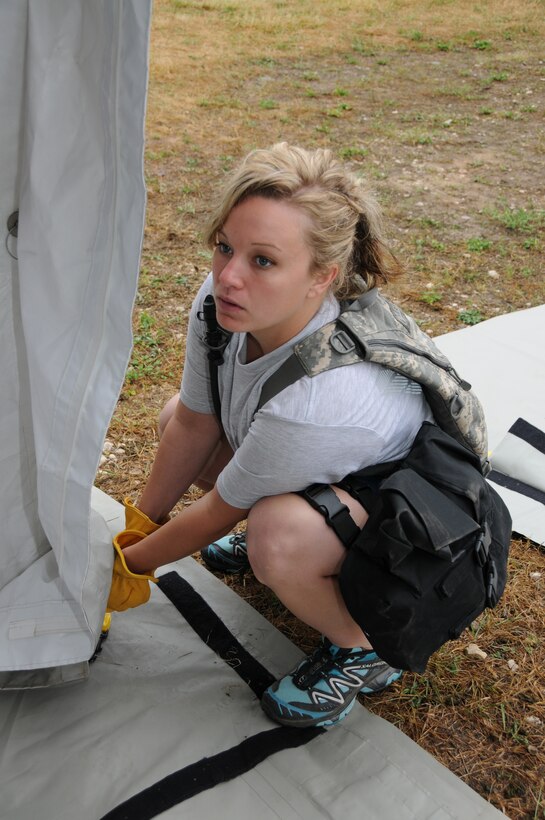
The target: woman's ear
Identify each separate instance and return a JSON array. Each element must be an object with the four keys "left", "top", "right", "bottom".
[{"left": 308, "top": 264, "right": 338, "bottom": 298}]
